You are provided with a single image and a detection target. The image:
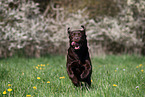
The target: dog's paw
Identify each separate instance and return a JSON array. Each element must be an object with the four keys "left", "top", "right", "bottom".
[{"left": 80, "top": 73, "right": 86, "bottom": 79}]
